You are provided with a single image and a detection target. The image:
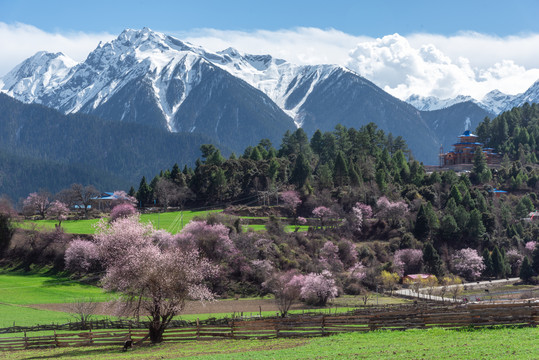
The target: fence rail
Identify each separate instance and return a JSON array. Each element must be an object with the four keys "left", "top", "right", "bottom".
[{"left": 1, "top": 301, "right": 537, "bottom": 351}]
